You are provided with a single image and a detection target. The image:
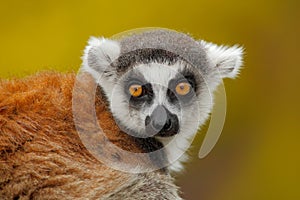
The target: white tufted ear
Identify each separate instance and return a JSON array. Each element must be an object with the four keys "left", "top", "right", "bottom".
[
  {"left": 201, "top": 40, "right": 244, "bottom": 79},
  {"left": 82, "top": 37, "right": 121, "bottom": 82},
  {"left": 81, "top": 37, "right": 121, "bottom": 101}
]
